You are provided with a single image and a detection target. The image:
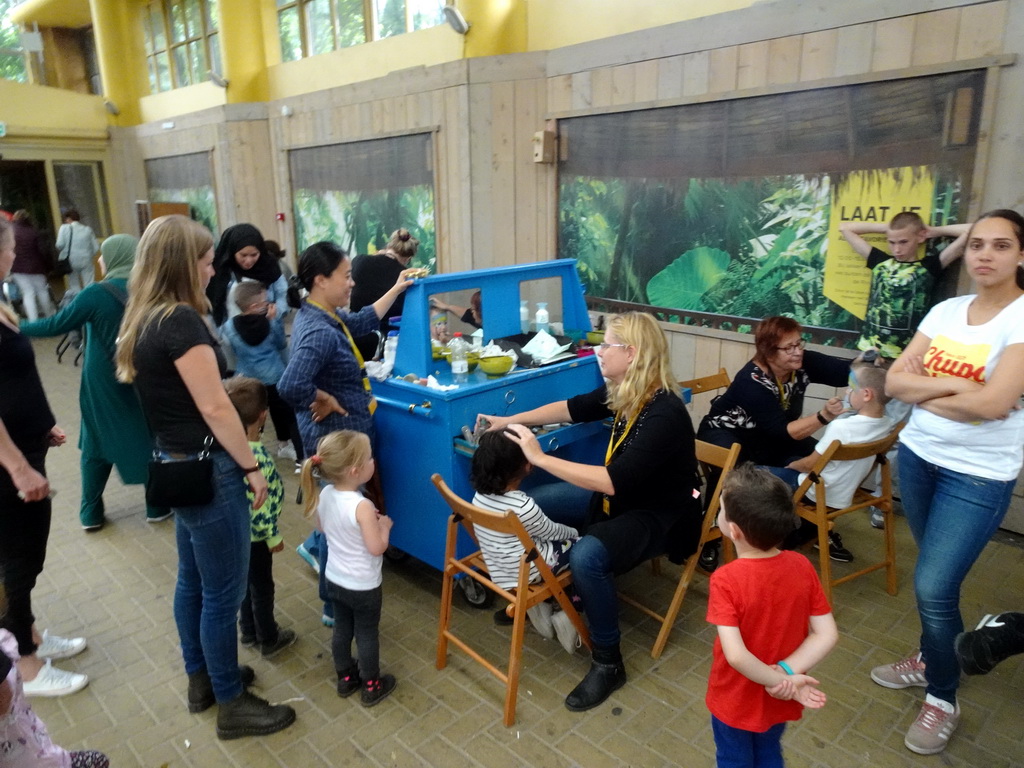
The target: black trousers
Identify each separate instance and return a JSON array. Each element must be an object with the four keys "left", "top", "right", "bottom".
[
  {"left": 326, "top": 581, "right": 382, "bottom": 681},
  {"left": 0, "top": 445, "right": 51, "bottom": 656},
  {"left": 266, "top": 385, "right": 304, "bottom": 461},
  {"left": 239, "top": 541, "right": 280, "bottom": 644}
]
